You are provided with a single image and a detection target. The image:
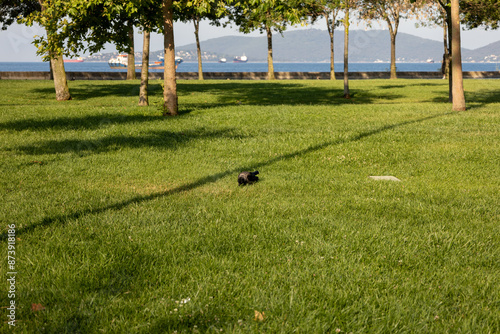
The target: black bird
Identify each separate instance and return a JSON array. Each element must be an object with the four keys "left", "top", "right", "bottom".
[{"left": 238, "top": 171, "right": 259, "bottom": 185}]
